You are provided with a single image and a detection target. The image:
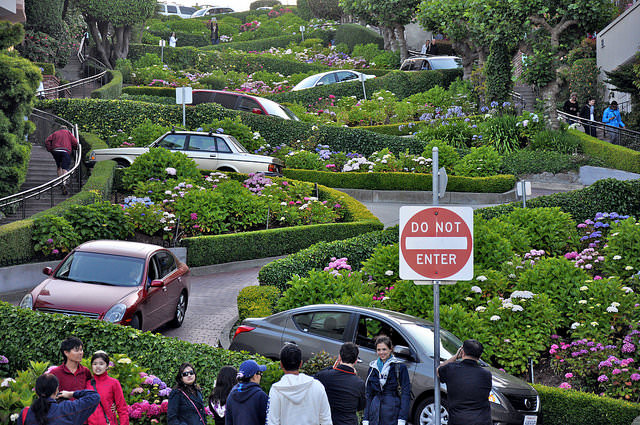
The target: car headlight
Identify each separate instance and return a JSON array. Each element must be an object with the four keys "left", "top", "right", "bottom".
[
  {"left": 104, "top": 303, "right": 127, "bottom": 323},
  {"left": 19, "top": 294, "right": 33, "bottom": 310},
  {"left": 488, "top": 389, "right": 502, "bottom": 406}
]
